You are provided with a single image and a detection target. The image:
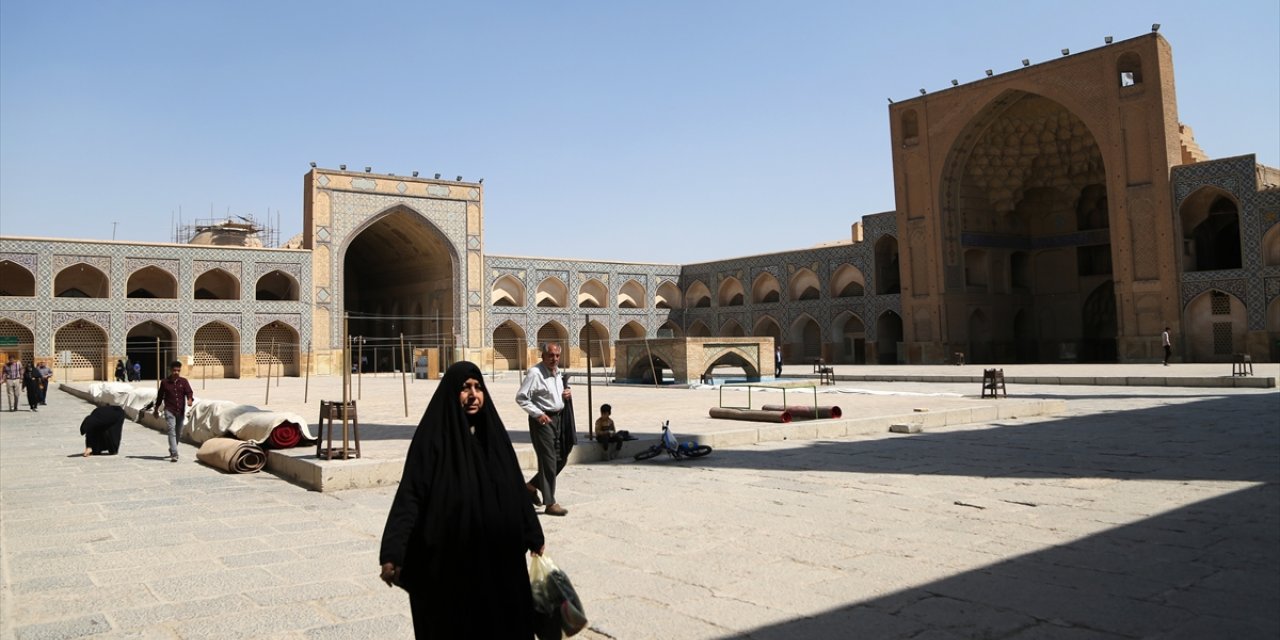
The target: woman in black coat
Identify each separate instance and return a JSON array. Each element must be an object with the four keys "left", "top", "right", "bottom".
[
  {"left": 21, "top": 364, "right": 42, "bottom": 411},
  {"left": 380, "top": 361, "right": 545, "bottom": 638}
]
